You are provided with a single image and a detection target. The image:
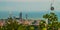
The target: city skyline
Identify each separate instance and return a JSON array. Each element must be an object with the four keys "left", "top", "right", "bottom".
[{"left": 0, "top": 0, "right": 60, "bottom": 21}]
